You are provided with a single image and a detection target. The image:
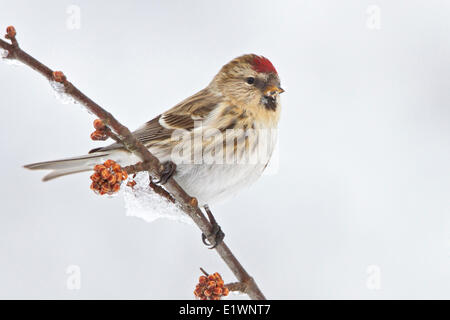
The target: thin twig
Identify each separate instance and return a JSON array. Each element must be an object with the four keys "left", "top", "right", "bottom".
[
  {"left": 200, "top": 267, "right": 209, "bottom": 277},
  {"left": 104, "top": 127, "right": 122, "bottom": 144},
  {"left": 149, "top": 180, "right": 175, "bottom": 203},
  {"left": 225, "top": 281, "right": 248, "bottom": 294},
  {"left": 0, "top": 29, "right": 265, "bottom": 300}
]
